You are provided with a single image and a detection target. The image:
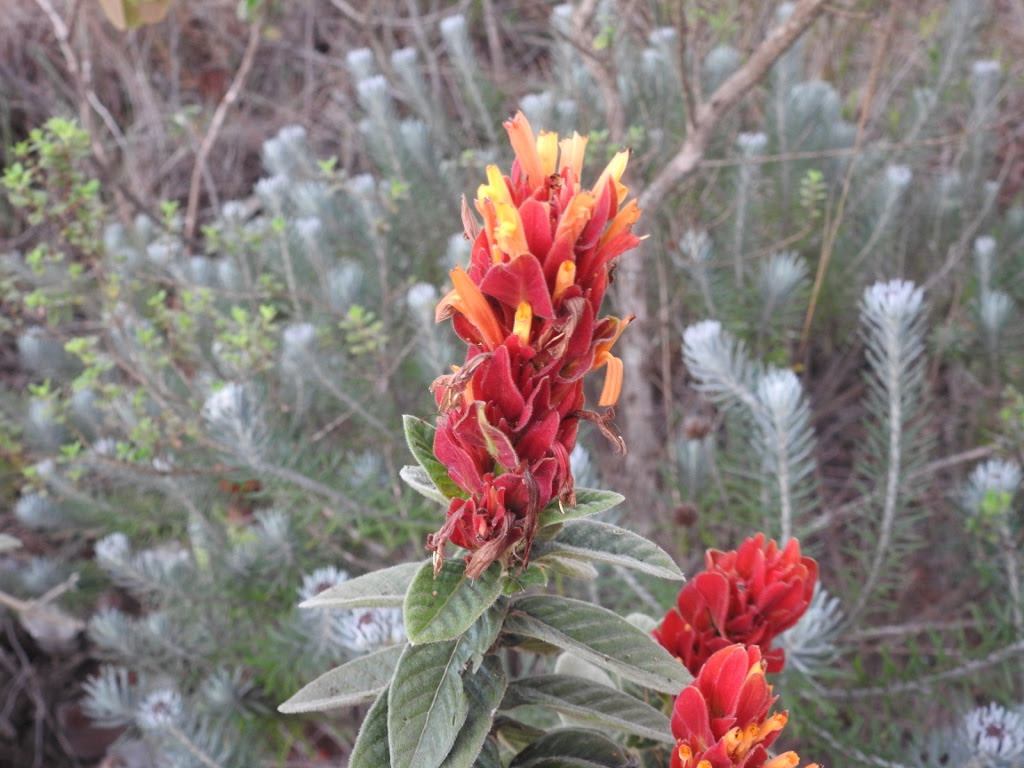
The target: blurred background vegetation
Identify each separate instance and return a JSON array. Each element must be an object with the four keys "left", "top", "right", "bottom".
[{"left": 1, "top": 0, "right": 1023, "bottom": 766}]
